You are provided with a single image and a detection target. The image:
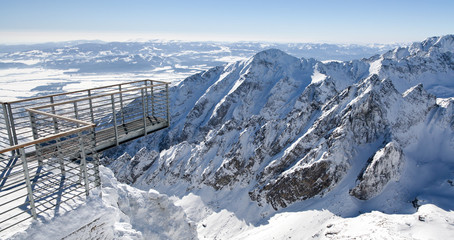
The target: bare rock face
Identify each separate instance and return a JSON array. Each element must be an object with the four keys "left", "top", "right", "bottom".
[
  {"left": 107, "top": 148, "right": 159, "bottom": 184},
  {"left": 350, "top": 142, "right": 404, "bottom": 200},
  {"left": 259, "top": 161, "right": 345, "bottom": 210}
]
